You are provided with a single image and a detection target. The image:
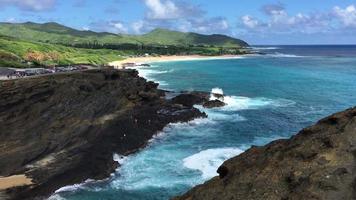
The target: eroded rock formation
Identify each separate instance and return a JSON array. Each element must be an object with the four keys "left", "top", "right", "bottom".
[
  {"left": 0, "top": 69, "right": 206, "bottom": 200},
  {"left": 174, "top": 107, "right": 356, "bottom": 200}
]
